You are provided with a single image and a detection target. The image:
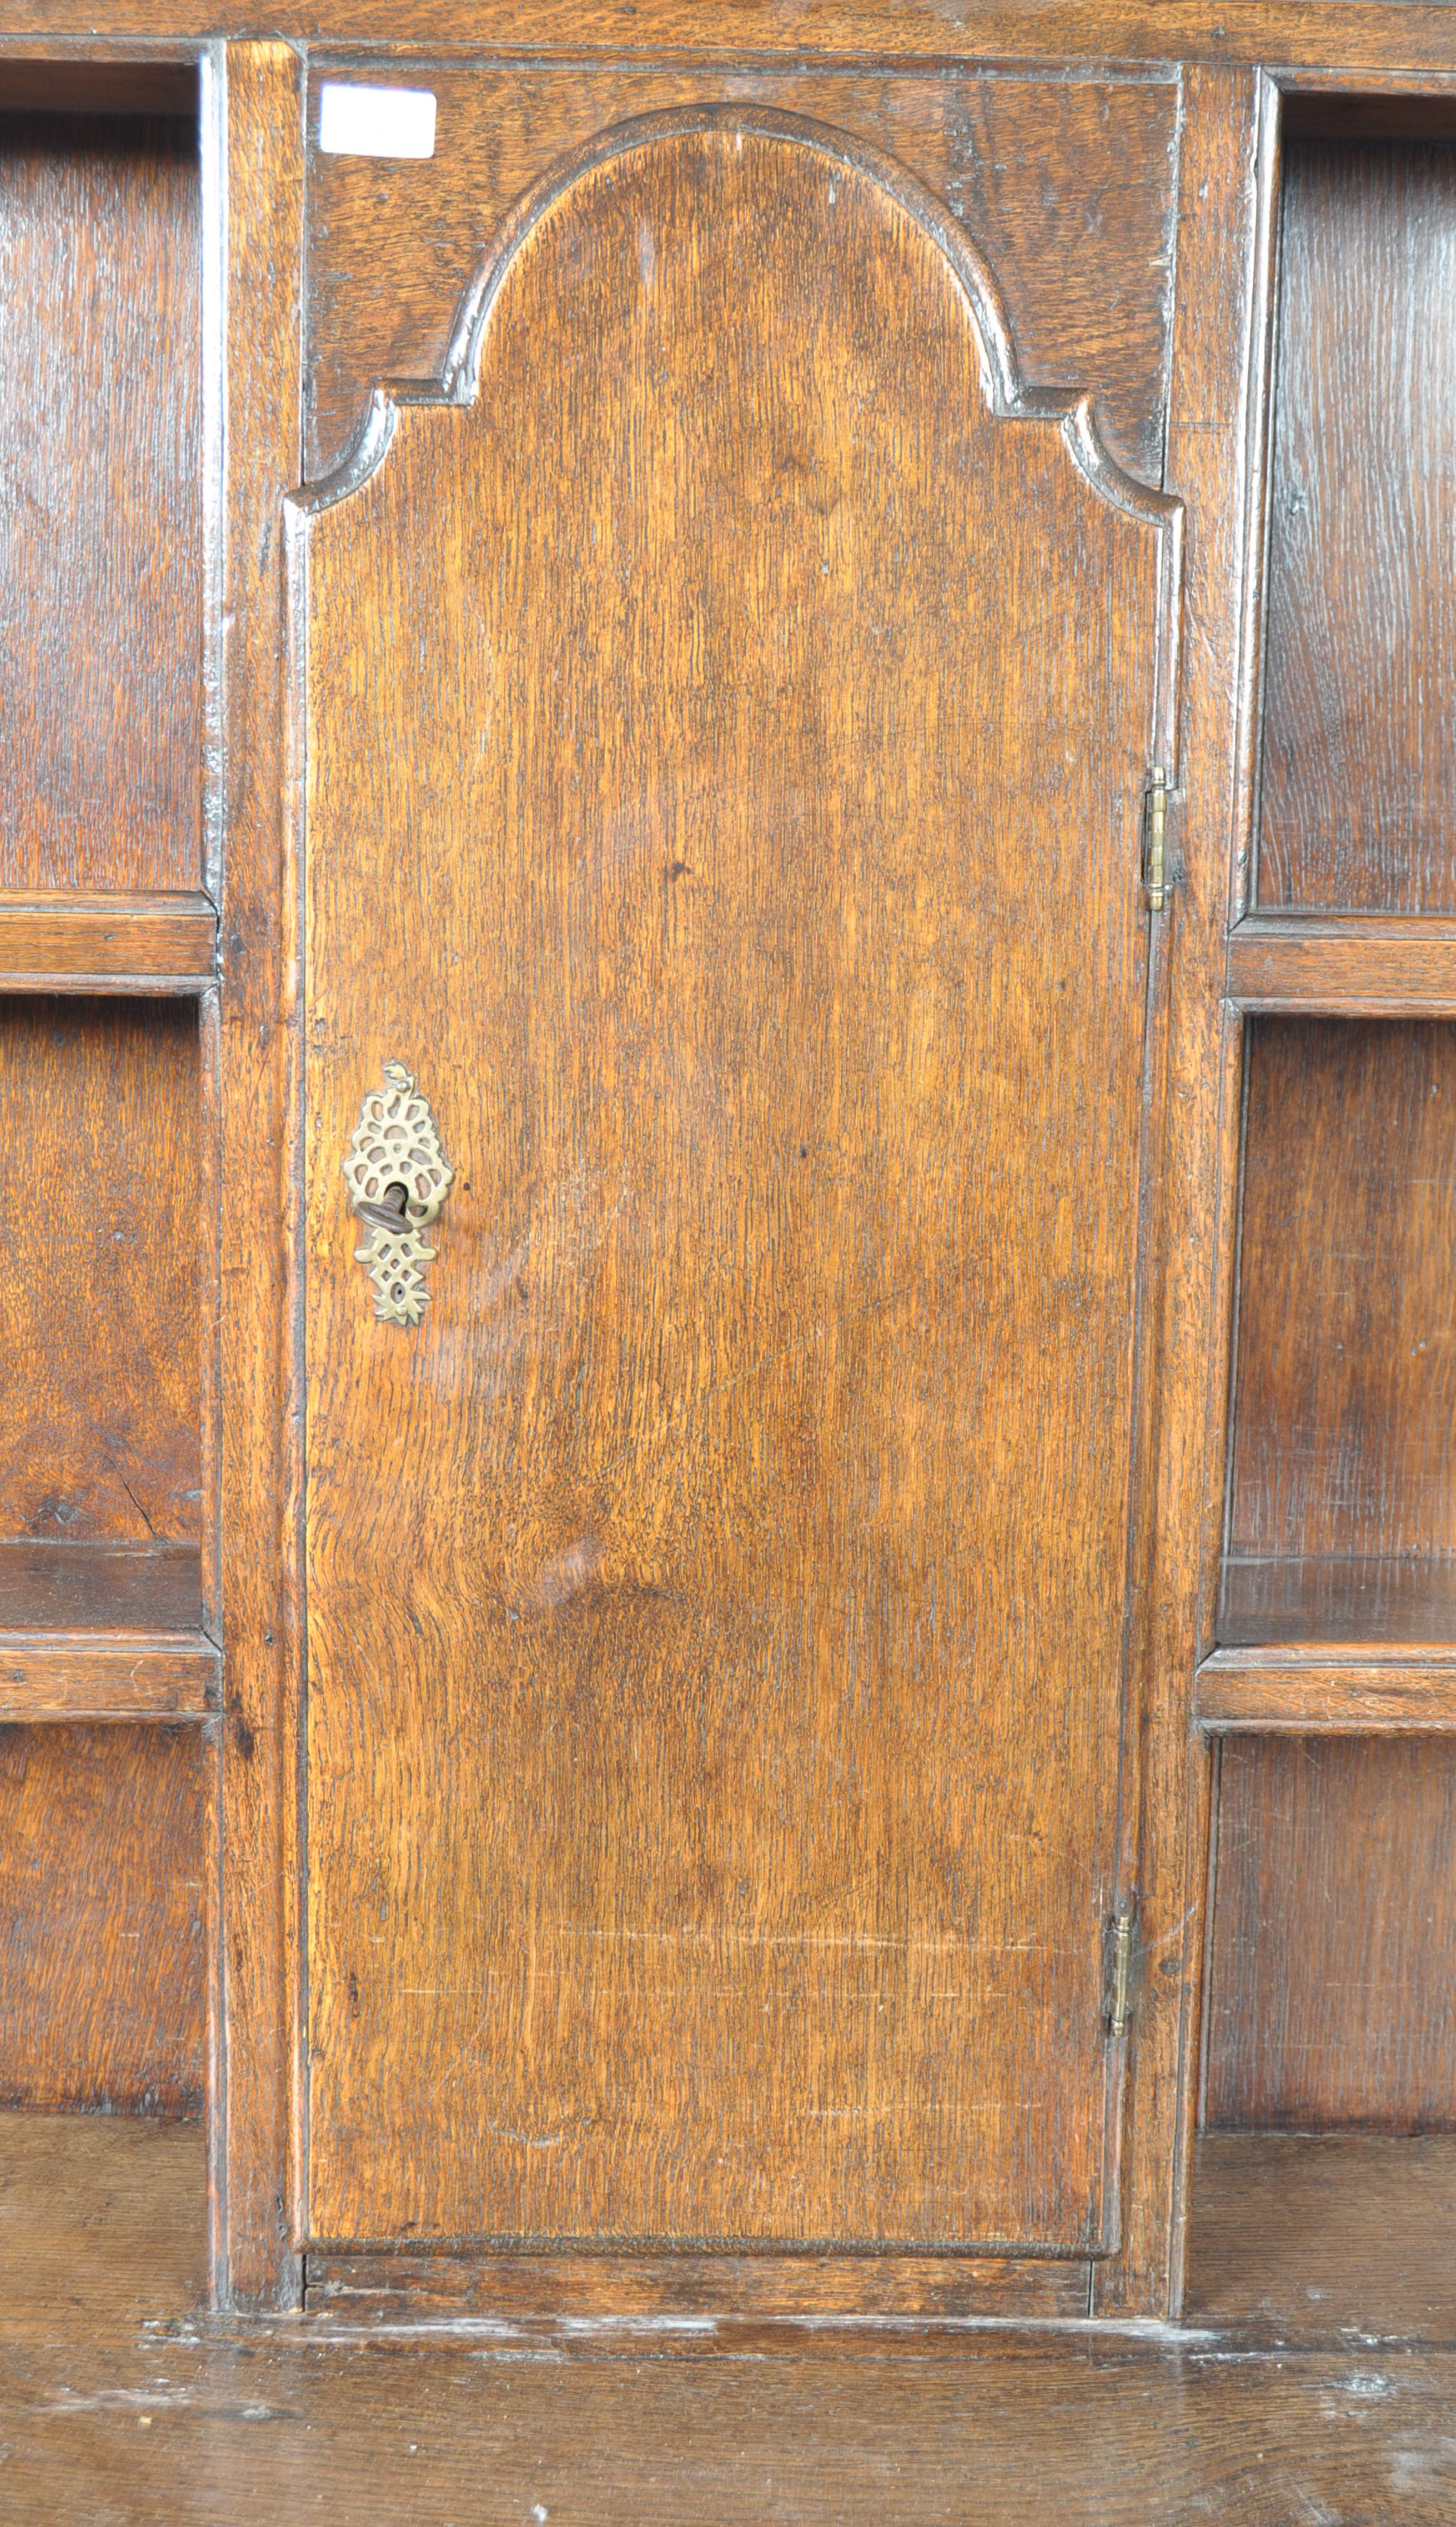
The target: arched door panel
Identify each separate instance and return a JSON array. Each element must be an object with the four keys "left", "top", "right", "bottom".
[{"left": 298, "top": 112, "right": 1179, "bottom": 2251}]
